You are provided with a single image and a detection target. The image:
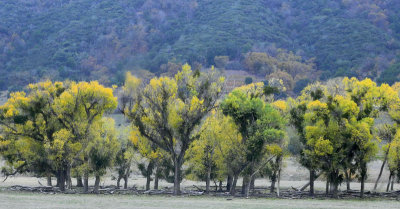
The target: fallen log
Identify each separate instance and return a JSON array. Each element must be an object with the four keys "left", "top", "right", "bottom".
[{"left": 299, "top": 172, "right": 322, "bottom": 191}]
